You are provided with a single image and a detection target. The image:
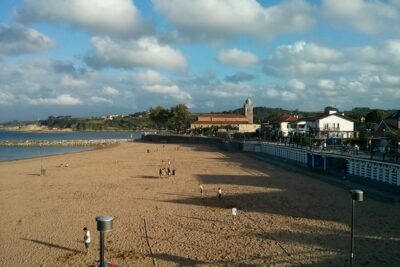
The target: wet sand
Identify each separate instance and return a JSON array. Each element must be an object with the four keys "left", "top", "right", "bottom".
[{"left": 0, "top": 142, "right": 399, "bottom": 266}]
